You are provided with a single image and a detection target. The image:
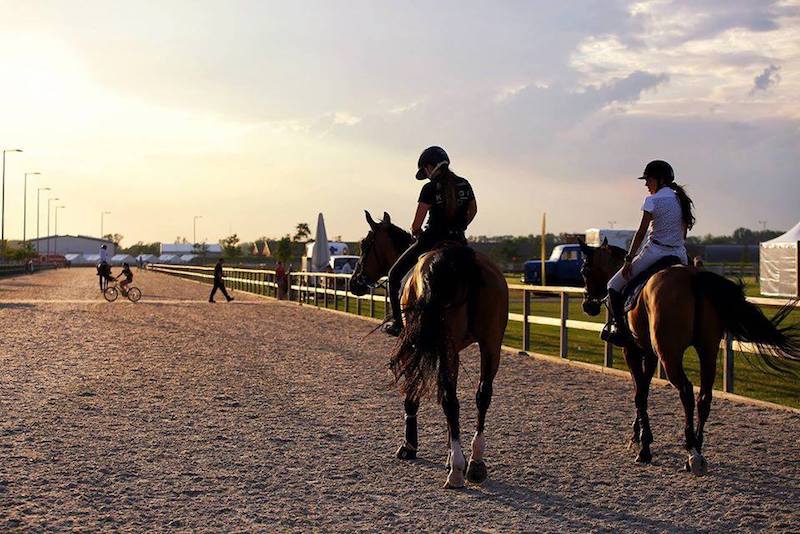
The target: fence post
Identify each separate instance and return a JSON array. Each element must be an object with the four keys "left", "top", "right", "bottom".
[
  {"left": 560, "top": 293, "right": 569, "bottom": 359},
  {"left": 369, "top": 287, "right": 375, "bottom": 318},
  {"left": 345, "top": 278, "right": 350, "bottom": 313},
  {"left": 356, "top": 279, "right": 362, "bottom": 316},
  {"left": 333, "top": 278, "right": 338, "bottom": 310},
  {"left": 604, "top": 307, "right": 613, "bottom": 367},
  {"left": 384, "top": 289, "right": 389, "bottom": 320},
  {"left": 723, "top": 334, "right": 734, "bottom": 393},
  {"left": 522, "top": 289, "right": 531, "bottom": 352}
]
